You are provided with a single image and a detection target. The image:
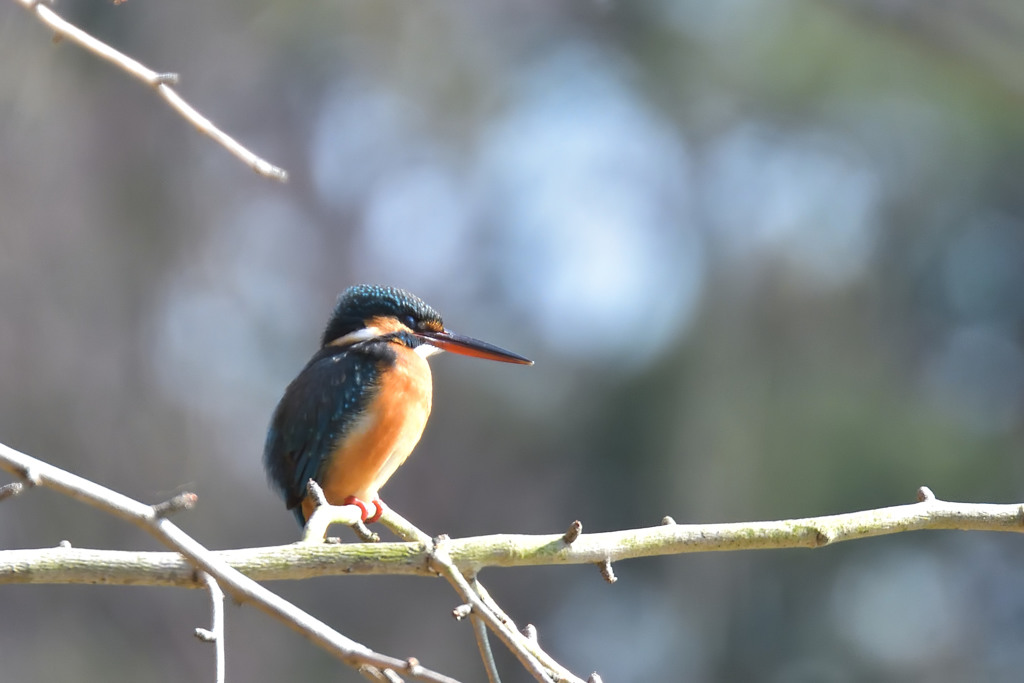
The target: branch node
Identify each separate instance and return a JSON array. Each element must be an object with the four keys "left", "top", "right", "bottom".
[
  {"left": 814, "top": 529, "right": 834, "bottom": 547},
  {"left": 152, "top": 492, "right": 198, "bottom": 517},
  {"left": 307, "top": 479, "right": 328, "bottom": 507},
  {"left": 404, "top": 657, "right": 422, "bottom": 675},
  {"left": 917, "top": 486, "right": 936, "bottom": 503},
  {"left": 194, "top": 627, "right": 216, "bottom": 643},
  {"left": 153, "top": 71, "right": 179, "bottom": 86},
  {"left": 351, "top": 521, "right": 380, "bottom": 543},
  {"left": 661, "top": 515, "right": 676, "bottom": 525},
  {"left": 23, "top": 467, "right": 41, "bottom": 486},
  {"left": 522, "top": 623, "right": 538, "bottom": 642},
  {"left": 452, "top": 603, "right": 472, "bottom": 621},
  {"left": 58, "top": 539, "right": 72, "bottom": 548},
  {"left": 596, "top": 558, "right": 617, "bottom": 584},
  {"left": 356, "top": 665, "right": 386, "bottom": 682},
  {"left": 588, "top": 673, "right": 604, "bottom": 683},
  {"left": 562, "top": 520, "right": 582, "bottom": 545},
  {"left": 10, "top": 465, "right": 42, "bottom": 490}
]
